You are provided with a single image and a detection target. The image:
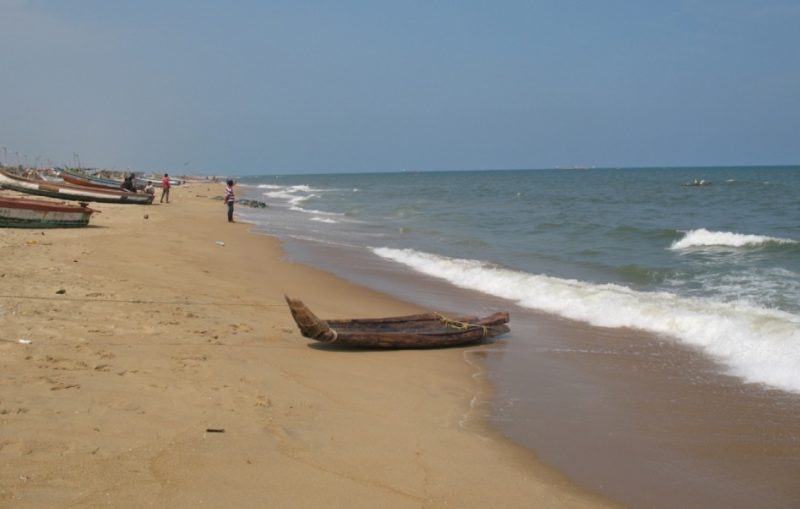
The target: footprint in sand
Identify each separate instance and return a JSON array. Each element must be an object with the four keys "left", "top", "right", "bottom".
[
  {"left": 255, "top": 395, "right": 272, "bottom": 408},
  {"left": 172, "top": 354, "right": 209, "bottom": 370},
  {"left": 50, "top": 382, "right": 80, "bottom": 391},
  {"left": 95, "top": 350, "right": 115, "bottom": 360},
  {"left": 0, "top": 408, "right": 29, "bottom": 415}
]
